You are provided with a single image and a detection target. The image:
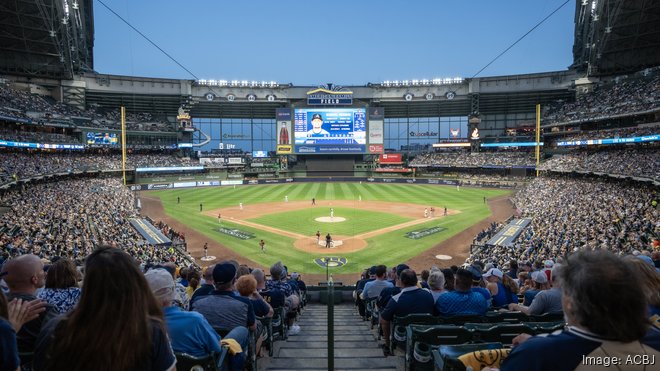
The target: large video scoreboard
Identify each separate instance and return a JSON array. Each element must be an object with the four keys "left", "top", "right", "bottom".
[{"left": 276, "top": 107, "right": 383, "bottom": 155}]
